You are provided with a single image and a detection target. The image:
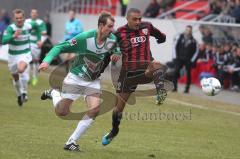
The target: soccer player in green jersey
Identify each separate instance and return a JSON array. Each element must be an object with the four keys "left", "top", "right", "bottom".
[
  {"left": 39, "top": 11, "right": 121, "bottom": 151},
  {"left": 2, "top": 9, "right": 39, "bottom": 106},
  {"left": 26, "top": 9, "right": 47, "bottom": 86}
]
